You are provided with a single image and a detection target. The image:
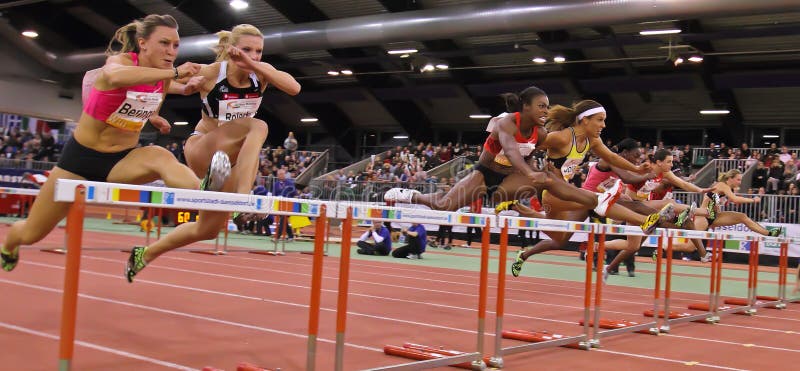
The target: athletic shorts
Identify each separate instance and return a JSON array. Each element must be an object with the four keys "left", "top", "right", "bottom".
[
  {"left": 57, "top": 136, "right": 133, "bottom": 181},
  {"left": 473, "top": 163, "right": 508, "bottom": 197}
]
